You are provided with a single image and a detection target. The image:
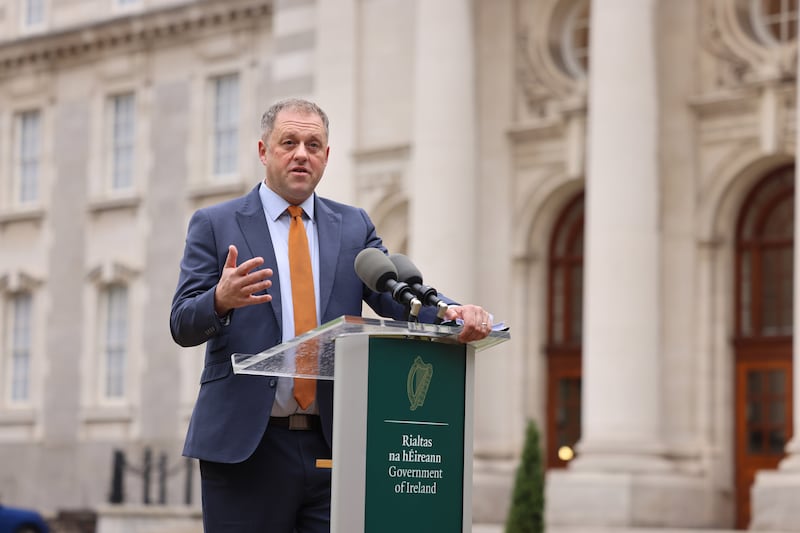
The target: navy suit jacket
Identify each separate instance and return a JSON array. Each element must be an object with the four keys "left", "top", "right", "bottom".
[{"left": 171, "top": 184, "right": 446, "bottom": 463}]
